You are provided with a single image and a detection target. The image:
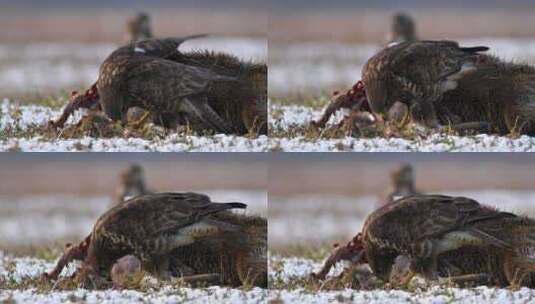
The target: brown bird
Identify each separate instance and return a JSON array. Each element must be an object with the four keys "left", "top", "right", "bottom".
[
  {"left": 115, "top": 164, "right": 151, "bottom": 204},
  {"left": 363, "top": 40, "right": 489, "bottom": 129},
  {"left": 360, "top": 195, "right": 516, "bottom": 282},
  {"left": 127, "top": 12, "right": 153, "bottom": 42},
  {"left": 313, "top": 195, "right": 524, "bottom": 287},
  {"left": 387, "top": 12, "right": 417, "bottom": 46},
  {"left": 380, "top": 164, "right": 420, "bottom": 206},
  {"left": 363, "top": 40, "right": 535, "bottom": 134},
  {"left": 43, "top": 193, "right": 247, "bottom": 286},
  {"left": 50, "top": 37, "right": 266, "bottom": 135}
]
